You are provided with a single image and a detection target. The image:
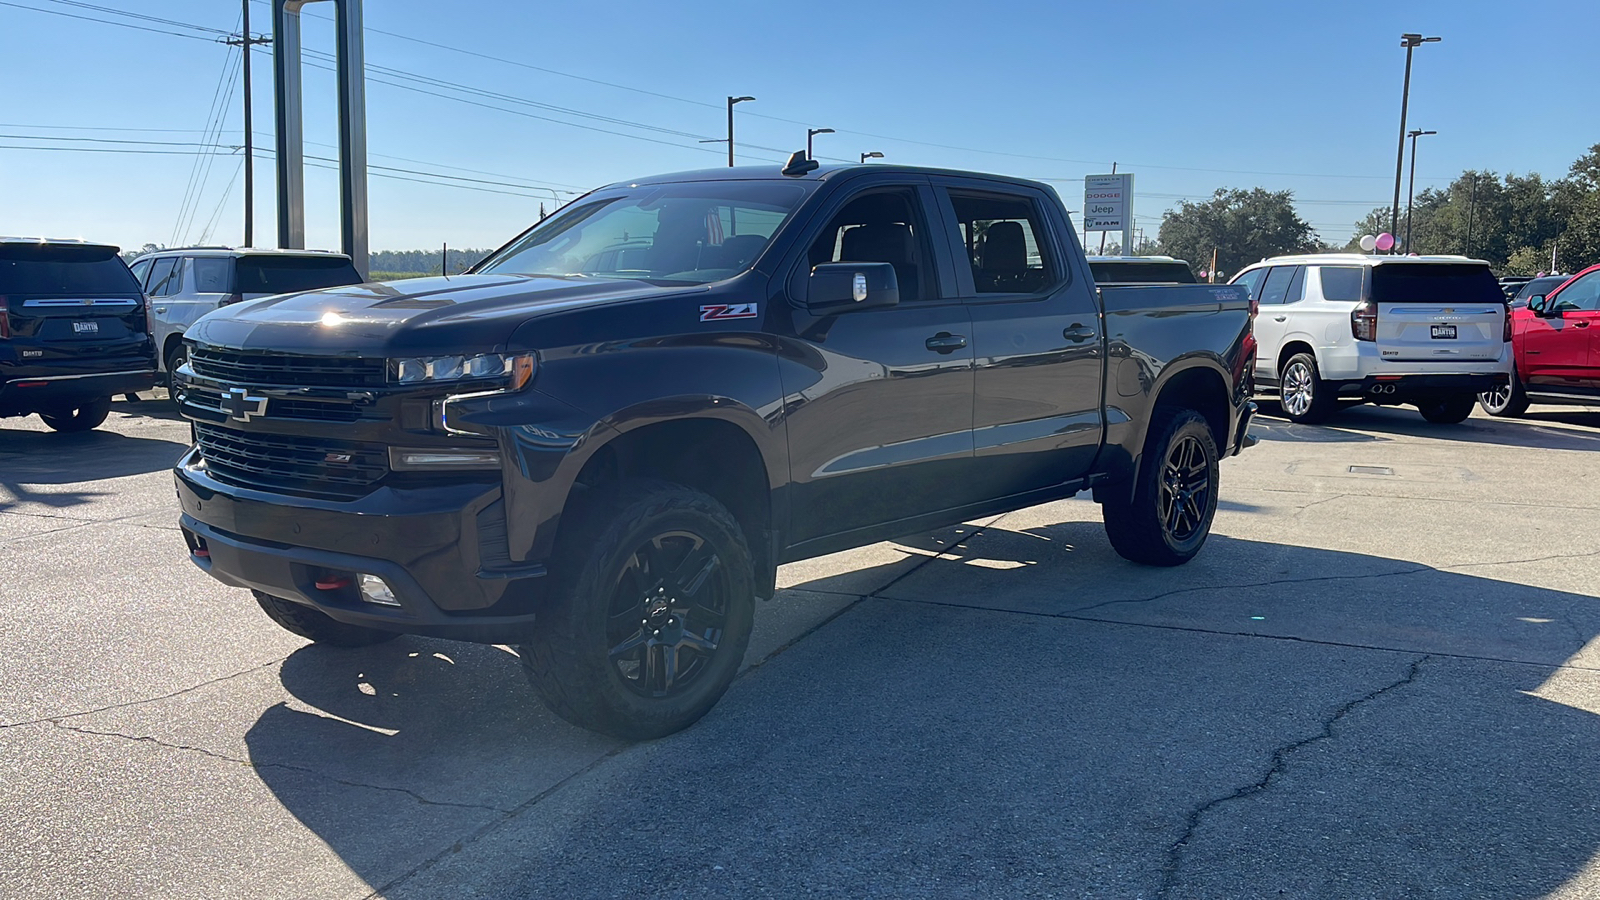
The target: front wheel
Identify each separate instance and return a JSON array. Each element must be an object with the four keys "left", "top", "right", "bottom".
[
  {"left": 1102, "top": 407, "right": 1220, "bottom": 567},
  {"left": 165, "top": 343, "right": 188, "bottom": 410},
  {"left": 1417, "top": 394, "right": 1476, "bottom": 424},
  {"left": 520, "top": 479, "right": 755, "bottom": 740},
  {"left": 39, "top": 396, "right": 112, "bottom": 433},
  {"left": 1479, "top": 373, "right": 1529, "bottom": 418}
]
